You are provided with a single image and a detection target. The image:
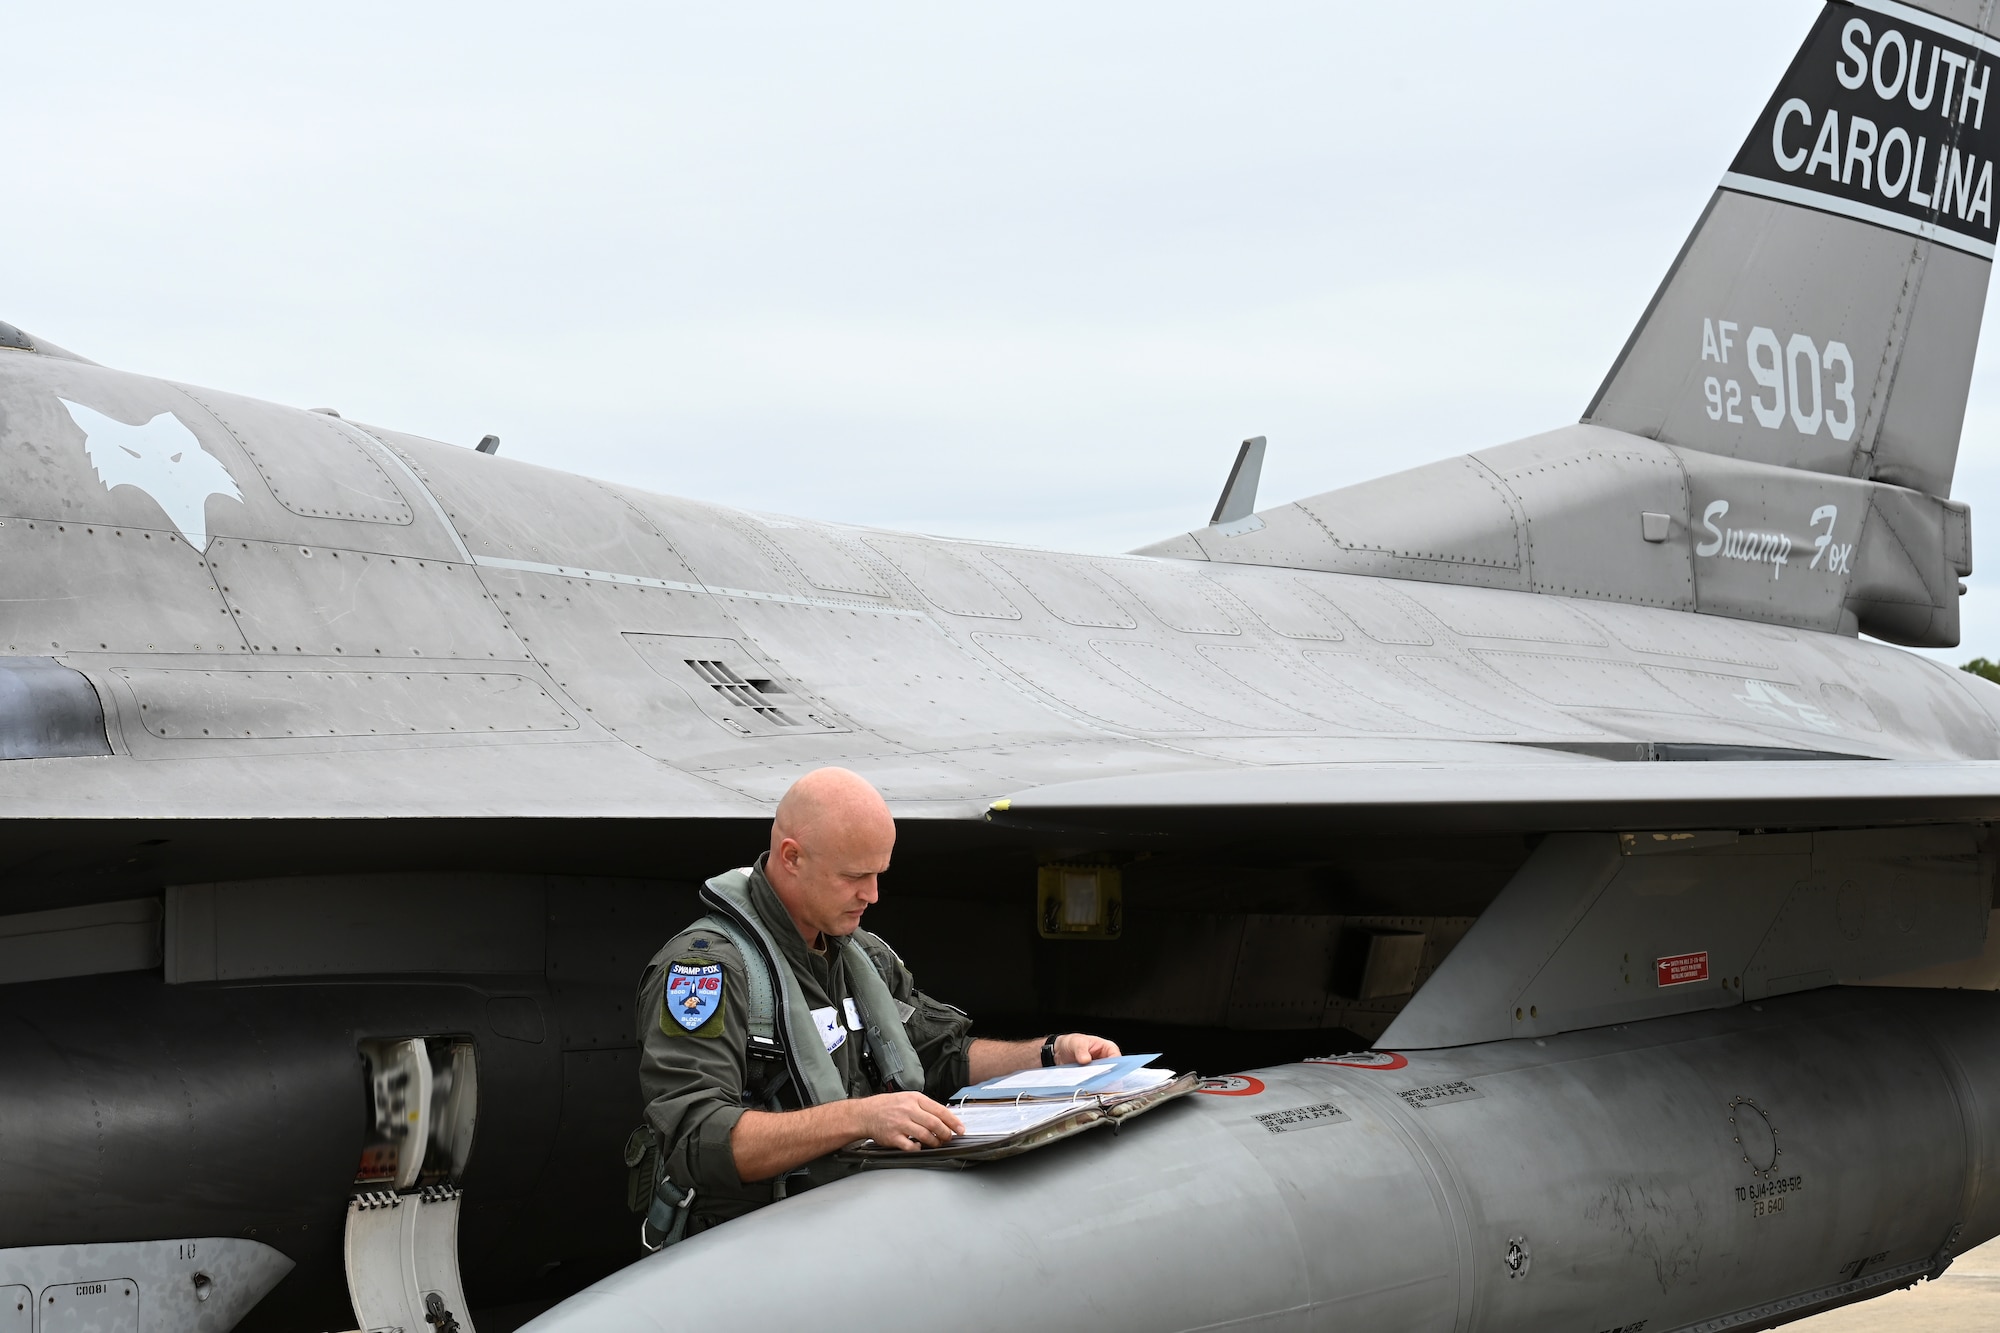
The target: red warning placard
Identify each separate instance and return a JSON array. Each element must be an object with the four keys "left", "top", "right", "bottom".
[{"left": 1656, "top": 951, "right": 1710, "bottom": 987}]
